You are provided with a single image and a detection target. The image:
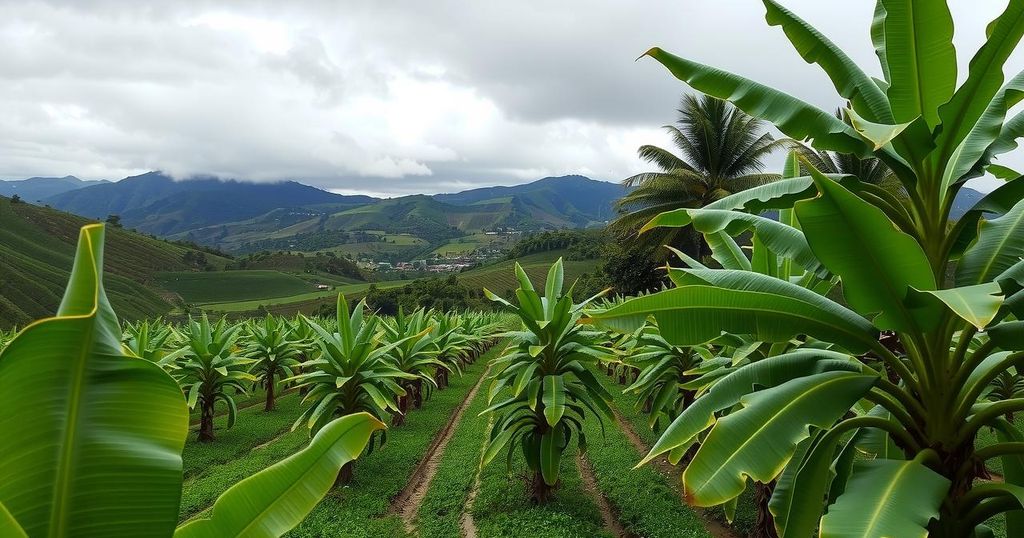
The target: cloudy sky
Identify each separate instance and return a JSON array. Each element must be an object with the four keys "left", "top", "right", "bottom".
[{"left": 1, "top": 1, "right": 1021, "bottom": 196}]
